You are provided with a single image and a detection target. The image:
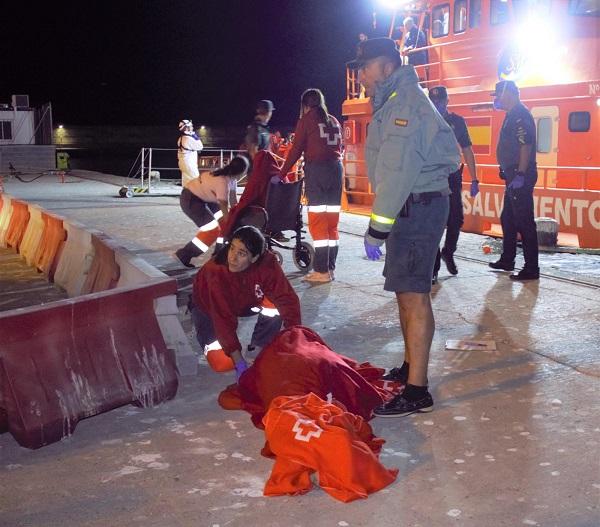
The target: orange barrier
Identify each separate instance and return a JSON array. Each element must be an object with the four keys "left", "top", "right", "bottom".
[
  {"left": 19, "top": 205, "right": 45, "bottom": 266},
  {"left": 0, "top": 279, "right": 179, "bottom": 449},
  {"left": 81, "top": 234, "right": 120, "bottom": 294},
  {"left": 53, "top": 220, "right": 94, "bottom": 297},
  {"left": 35, "top": 213, "right": 67, "bottom": 279},
  {"left": 5, "top": 200, "right": 30, "bottom": 250},
  {"left": 0, "top": 194, "right": 13, "bottom": 246}
]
